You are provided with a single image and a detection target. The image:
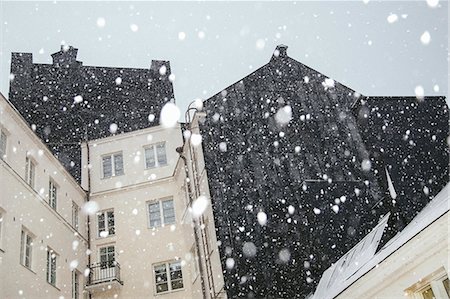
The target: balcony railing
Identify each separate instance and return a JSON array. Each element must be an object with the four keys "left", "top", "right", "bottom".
[{"left": 87, "top": 262, "right": 123, "bottom": 286}]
